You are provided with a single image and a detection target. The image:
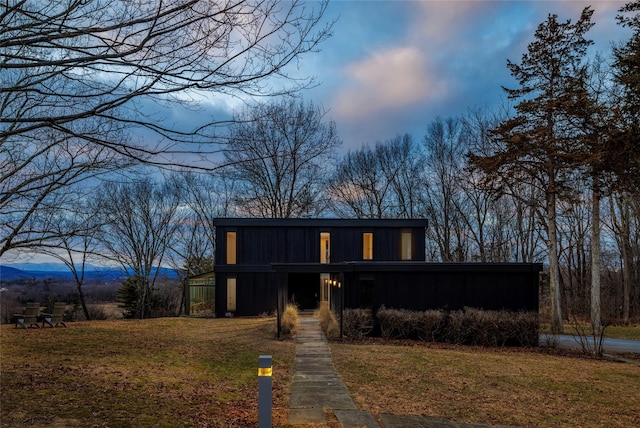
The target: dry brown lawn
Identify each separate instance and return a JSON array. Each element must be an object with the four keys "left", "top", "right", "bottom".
[
  {"left": 1, "top": 317, "right": 294, "bottom": 427},
  {"left": 2, "top": 317, "right": 639, "bottom": 427},
  {"left": 330, "top": 341, "right": 640, "bottom": 427}
]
